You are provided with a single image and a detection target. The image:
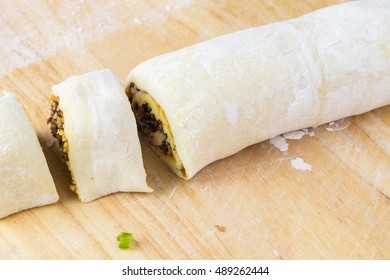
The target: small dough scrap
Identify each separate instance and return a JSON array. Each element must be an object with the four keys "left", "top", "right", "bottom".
[{"left": 0, "top": 91, "right": 58, "bottom": 219}]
